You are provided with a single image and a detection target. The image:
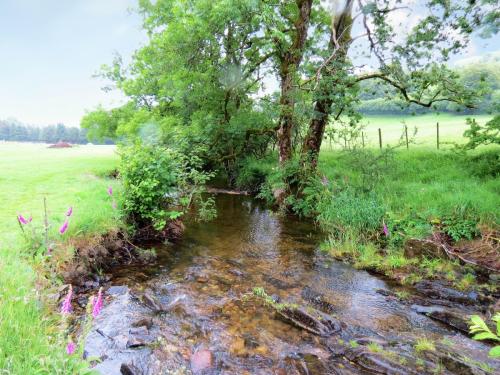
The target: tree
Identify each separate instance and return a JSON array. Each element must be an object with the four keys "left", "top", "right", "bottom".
[{"left": 83, "top": 0, "right": 499, "bottom": 198}]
